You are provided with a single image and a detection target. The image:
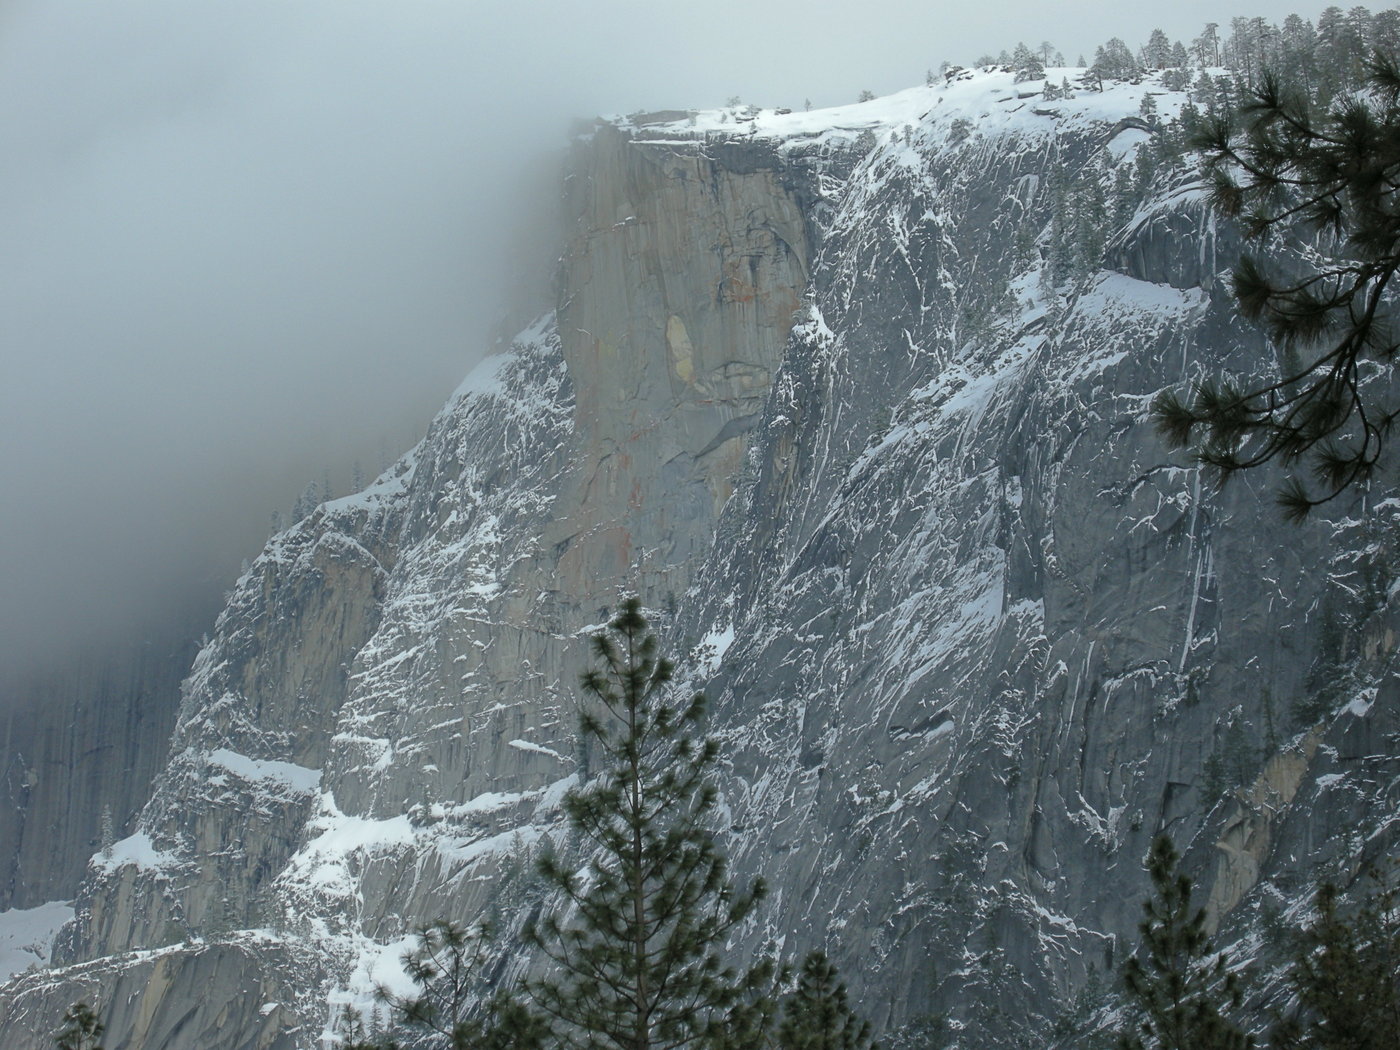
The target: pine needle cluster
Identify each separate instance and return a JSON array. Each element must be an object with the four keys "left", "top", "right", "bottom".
[
  {"left": 526, "top": 596, "right": 775, "bottom": 1050},
  {"left": 1154, "top": 50, "right": 1400, "bottom": 519}
]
